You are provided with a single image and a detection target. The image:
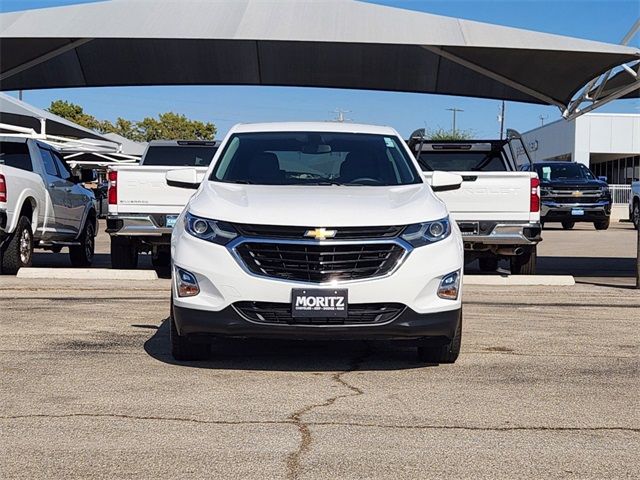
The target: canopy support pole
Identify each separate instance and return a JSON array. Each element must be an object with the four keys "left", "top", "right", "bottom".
[
  {"left": 0, "top": 38, "right": 92, "bottom": 82},
  {"left": 422, "top": 46, "right": 566, "bottom": 110}
]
